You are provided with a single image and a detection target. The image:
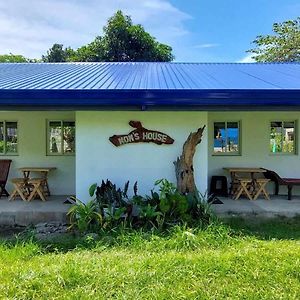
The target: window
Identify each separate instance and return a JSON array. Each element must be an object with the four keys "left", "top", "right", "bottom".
[
  {"left": 213, "top": 121, "right": 240, "bottom": 155},
  {"left": 0, "top": 121, "right": 18, "bottom": 155},
  {"left": 47, "top": 121, "right": 75, "bottom": 155},
  {"left": 270, "top": 121, "right": 296, "bottom": 154}
]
